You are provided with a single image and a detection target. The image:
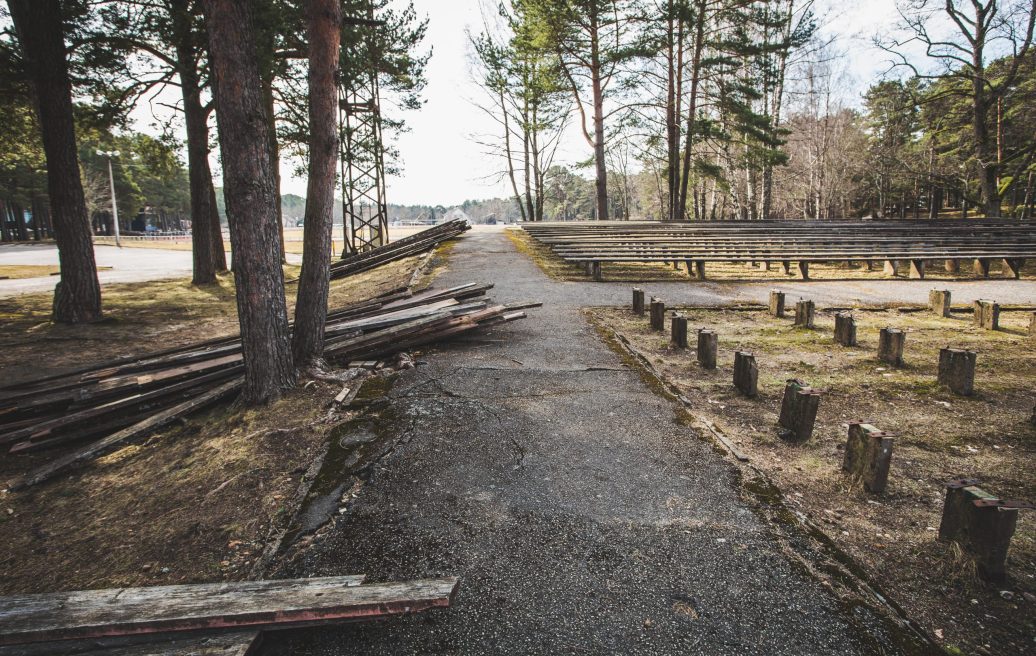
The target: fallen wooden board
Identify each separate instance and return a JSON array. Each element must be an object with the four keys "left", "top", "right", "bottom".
[
  {"left": 6, "top": 379, "right": 243, "bottom": 492},
  {"left": 0, "top": 576, "right": 458, "bottom": 646},
  {"left": 0, "top": 630, "right": 262, "bottom": 656}
]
